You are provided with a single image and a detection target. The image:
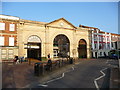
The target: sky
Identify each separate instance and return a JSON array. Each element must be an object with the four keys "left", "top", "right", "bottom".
[{"left": 1, "top": 2, "right": 119, "bottom": 34}]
